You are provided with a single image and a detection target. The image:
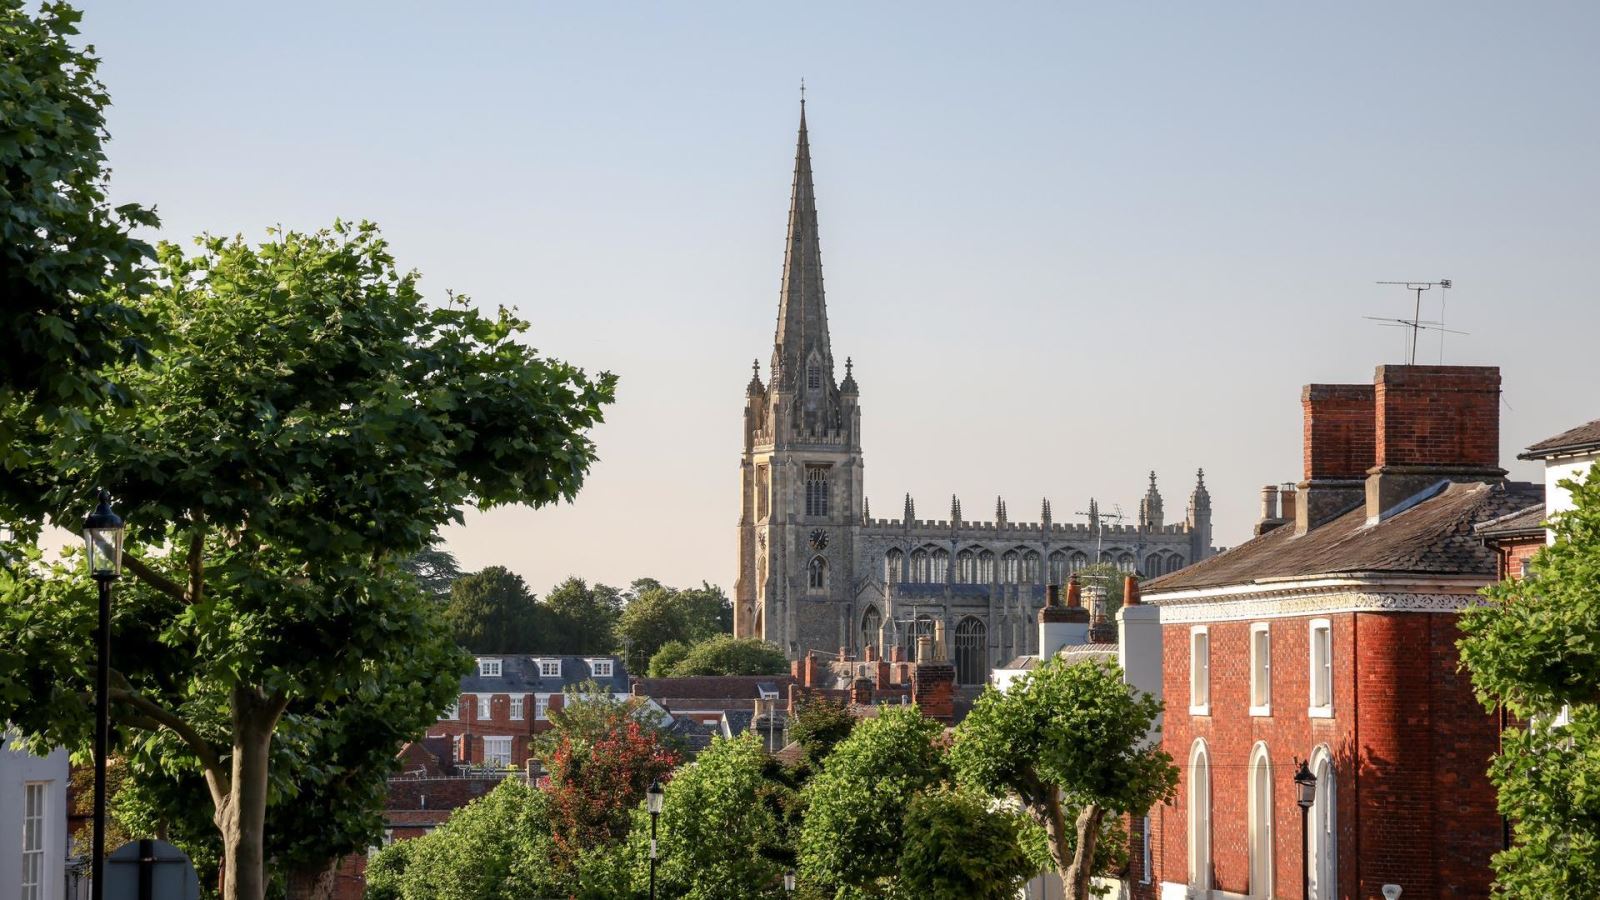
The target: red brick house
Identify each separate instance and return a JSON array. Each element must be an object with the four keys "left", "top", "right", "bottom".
[
  {"left": 424, "top": 654, "right": 631, "bottom": 770},
  {"left": 1139, "top": 365, "right": 1541, "bottom": 900}
]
